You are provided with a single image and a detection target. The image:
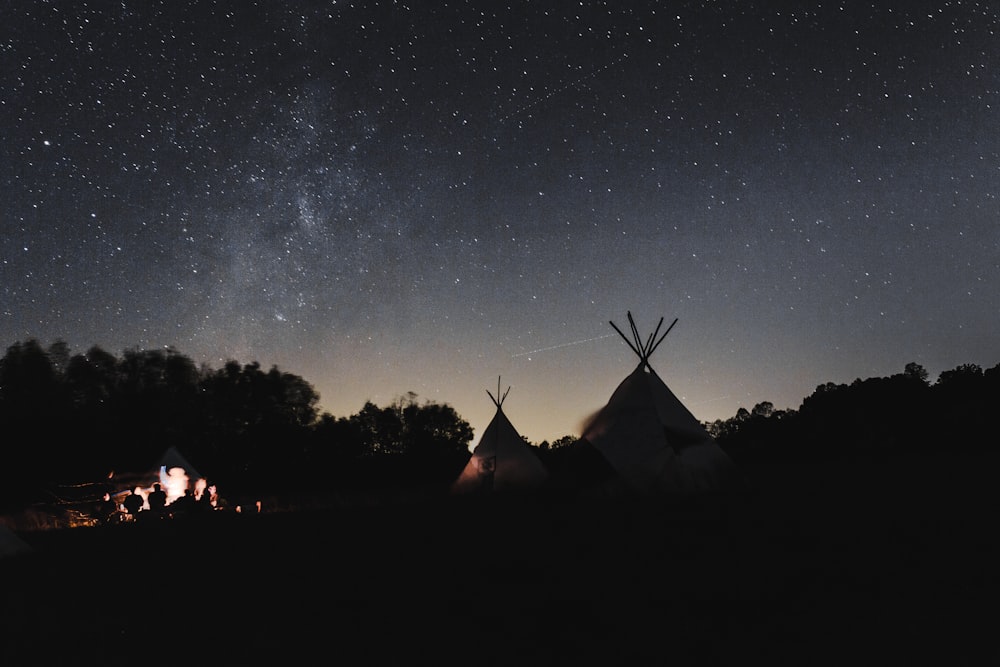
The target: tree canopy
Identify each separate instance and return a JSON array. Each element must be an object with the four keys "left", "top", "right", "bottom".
[
  {"left": 0, "top": 339, "right": 472, "bottom": 511},
  {"left": 709, "top": 362, "right": 1000, "bottom": 464}
]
